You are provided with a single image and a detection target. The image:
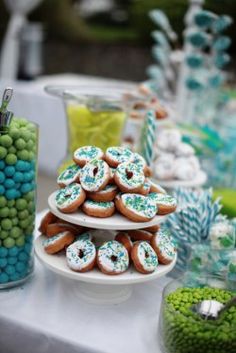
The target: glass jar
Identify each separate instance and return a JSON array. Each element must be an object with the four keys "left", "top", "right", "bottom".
[
  {"left": 0, "top": 117, "right": 38, "bottom": 289},
  {"left": 159, "top": 275, "right": 236, "bottom": 353},
  {"left": 45, "top": 86, "right": 129, "bottom": 172}
]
